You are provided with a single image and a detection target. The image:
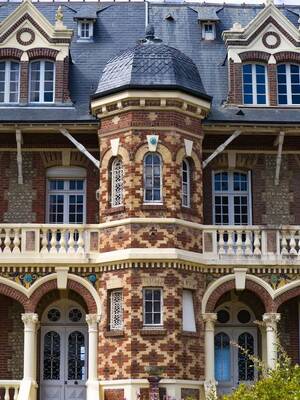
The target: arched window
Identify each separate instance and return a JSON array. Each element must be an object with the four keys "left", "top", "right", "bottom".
[
  {"left": 243, "top": 64, "right": 267, "bottom": 105},
  {"left": 277, "top": 64, "right": 300, "bottom": 105},
  {"left": 30, "top": 60, "right": 55, "bottom": 103},
  {"left": 47, "top": 167, "right": 86, "bottom": 224},
  {"left": 111, "top": 157, "right": 124, "bottom": 207},
  {"left": 215, "top": 332, "right": 231, "bottom": 382},
  {"left": 144, "top": 152, "right": 162, "bottom": 203},
  {"left": 0, "top": 60, "right": 20, "bottom": 103},
  {"left": 213, "top": 171, "right": 251, "bottom": 225},
  {"left": 182, "top": 158, "right": 191, "bottom": 208}
]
